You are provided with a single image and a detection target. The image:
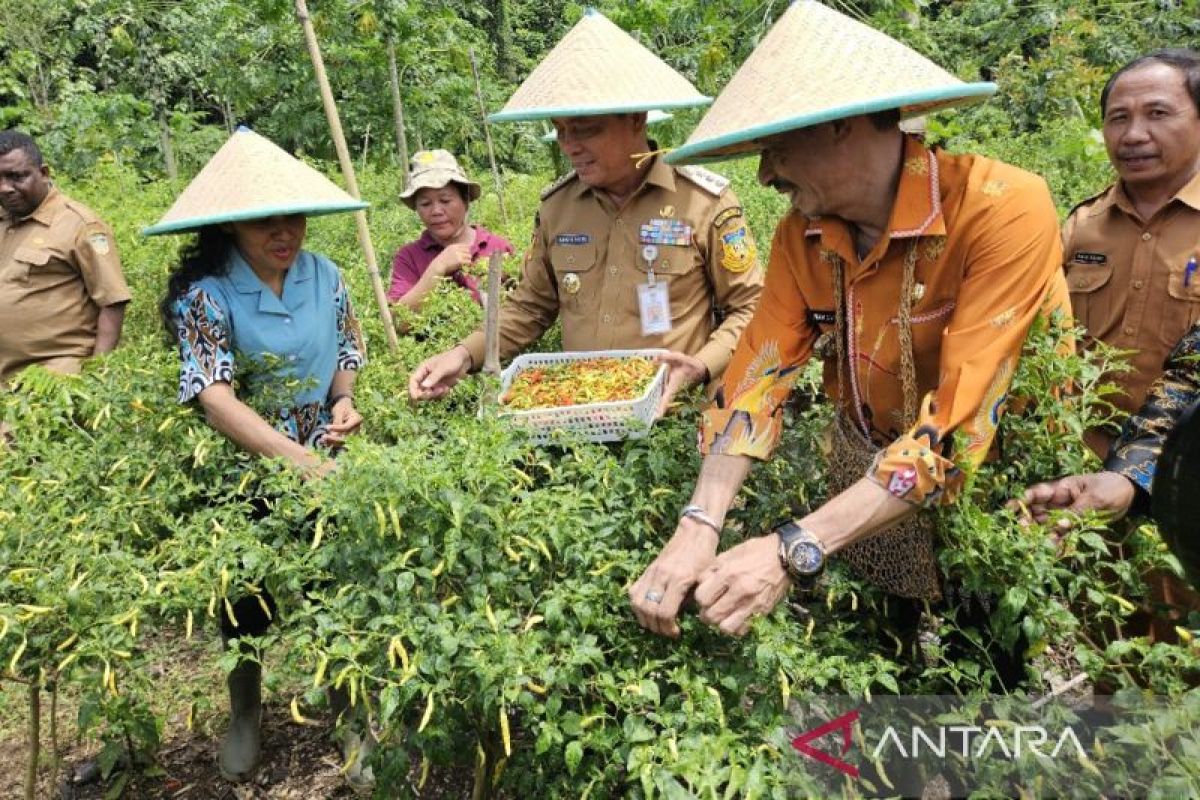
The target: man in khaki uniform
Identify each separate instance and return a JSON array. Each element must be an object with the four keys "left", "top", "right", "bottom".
[
  {"left": 408, "top": 11, "right": 762, "bottom": 410},
  {"left": 1063, "top": 49, "right": 1200, "bottom": 456},
  {"left": 1060, "top": 50, "right": 1200, "bottom": 644},
  {"left": 0, "top": 130, "right": 131, "bottom": 383}
]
